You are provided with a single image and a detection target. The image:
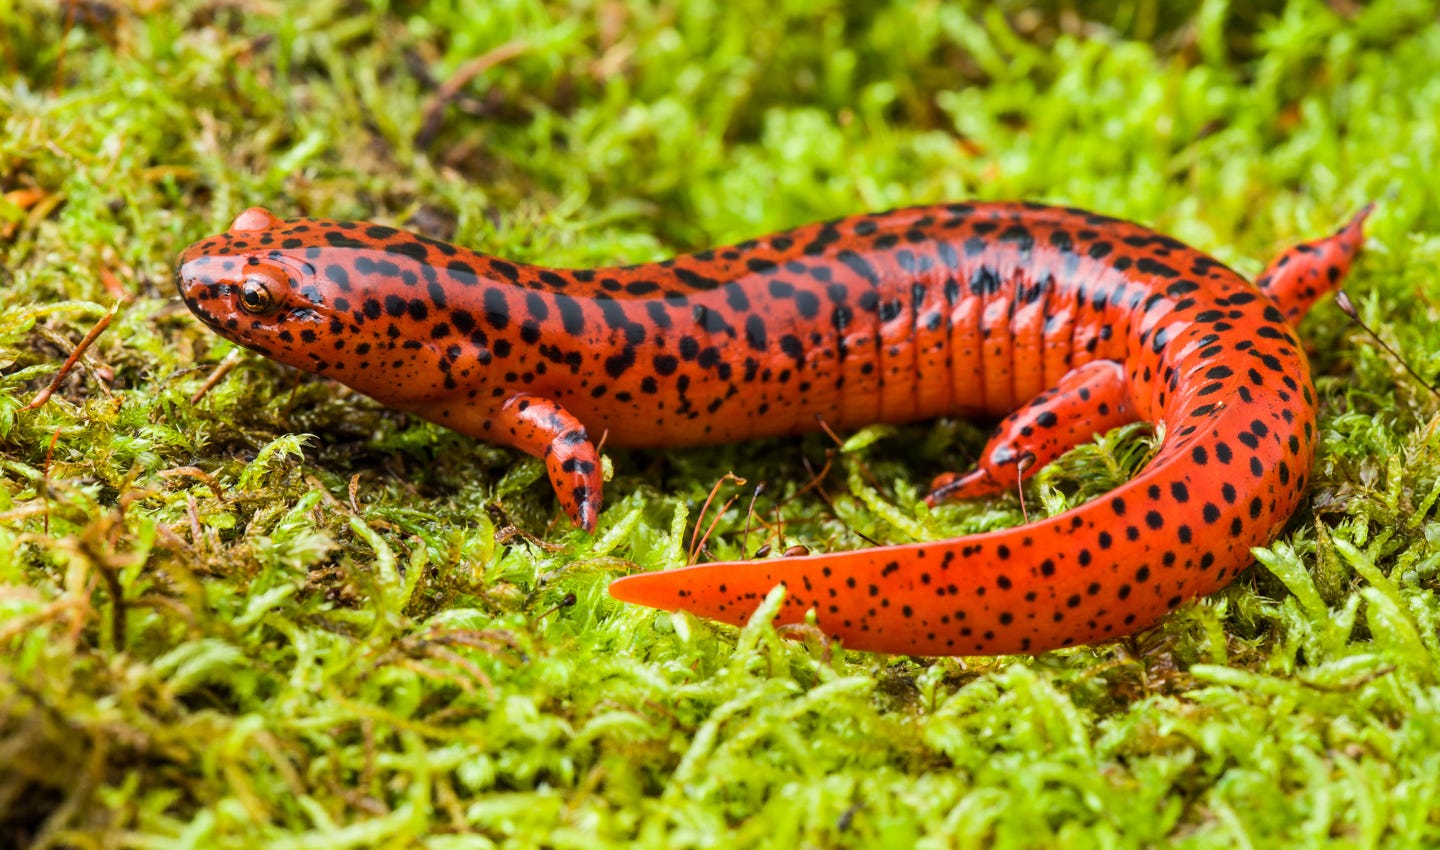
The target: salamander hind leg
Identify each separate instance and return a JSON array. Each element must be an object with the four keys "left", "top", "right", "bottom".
[
  {"left": 926, "top": 359, "right": 1135, "bottom": 505},
  {"left": 493, "top": 393, "right": 604, "bottom": 532}
]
